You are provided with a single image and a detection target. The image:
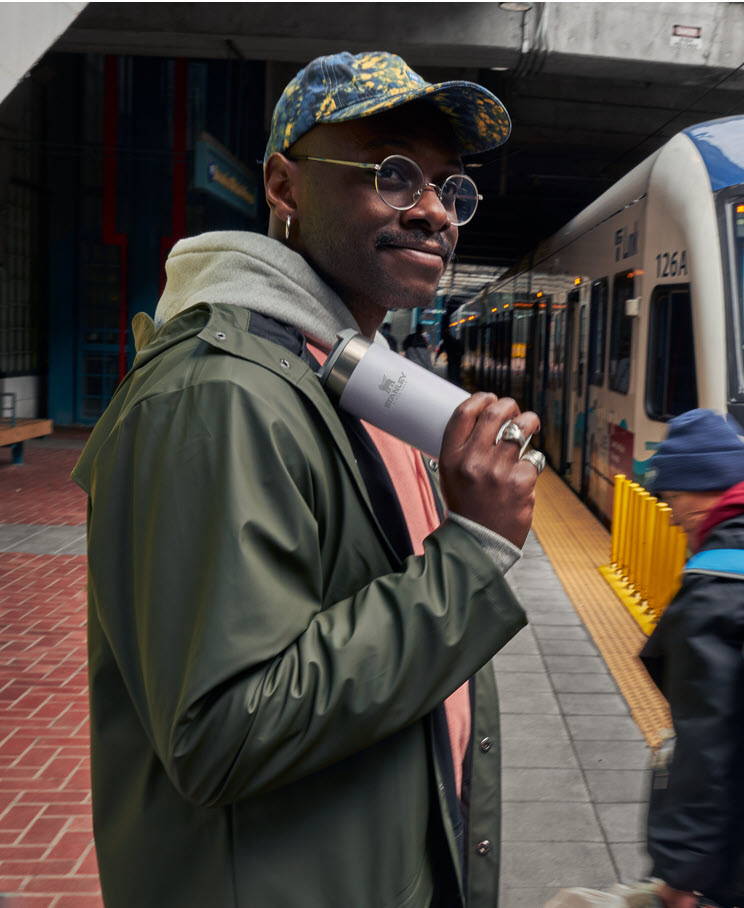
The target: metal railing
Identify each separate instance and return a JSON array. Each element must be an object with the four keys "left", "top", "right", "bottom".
[{"left": 599, "top": 473, "right": 688, "bottom": 634}]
